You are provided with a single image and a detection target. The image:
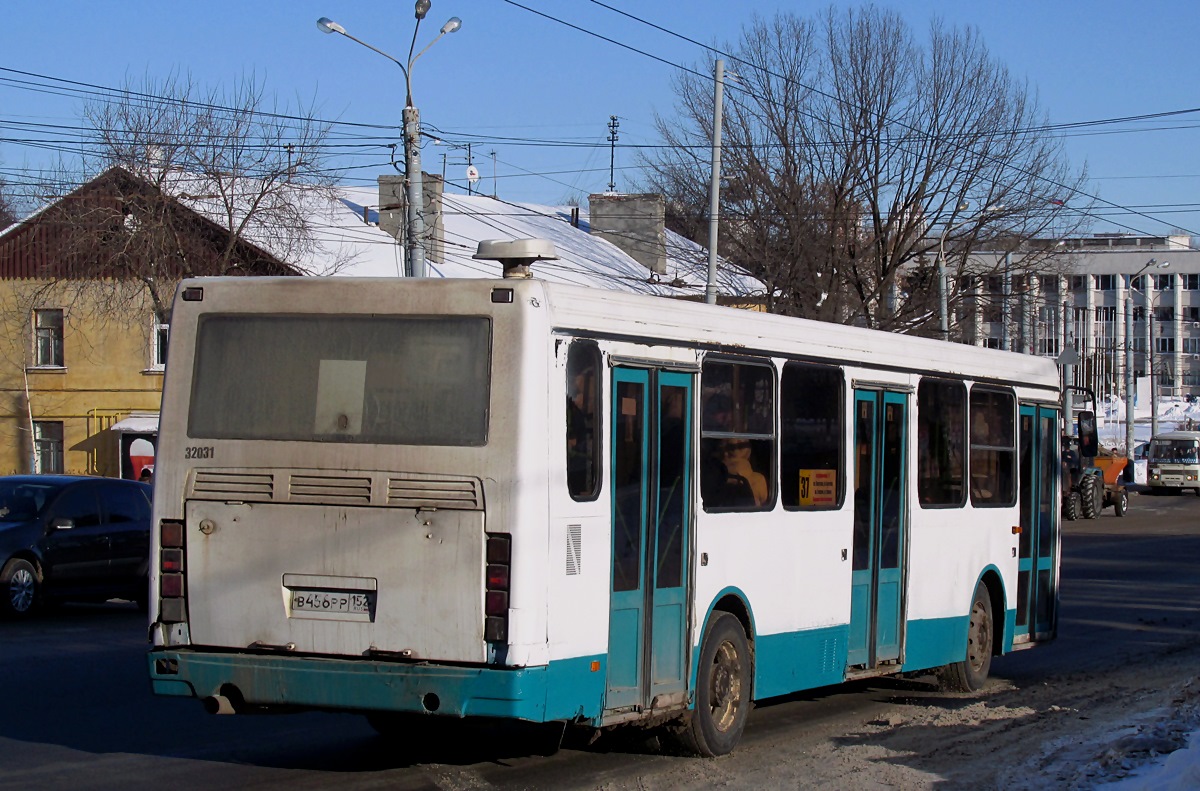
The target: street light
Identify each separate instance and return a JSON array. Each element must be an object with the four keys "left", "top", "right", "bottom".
[
  {"left": 1125, "top": 258, "right": 1170, "bottom": 467},
  {"left": 317, "top": 5, "right": 461, "bottom": 278}
]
